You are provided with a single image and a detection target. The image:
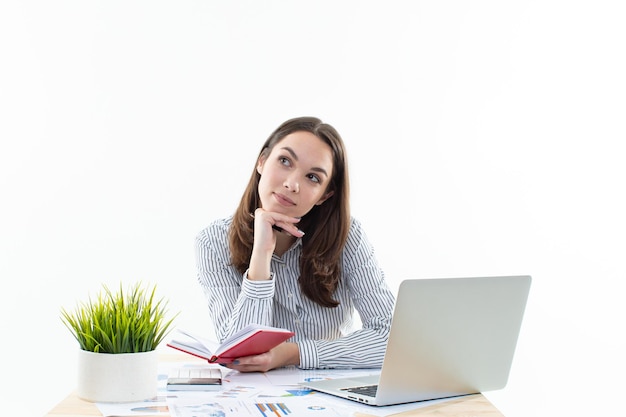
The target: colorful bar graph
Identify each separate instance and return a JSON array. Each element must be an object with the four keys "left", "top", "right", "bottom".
[{"left": 255, "top": 402, "right": 291, "bottom": 417}]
